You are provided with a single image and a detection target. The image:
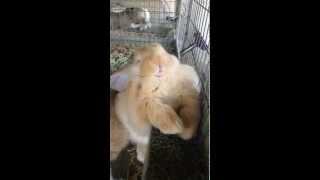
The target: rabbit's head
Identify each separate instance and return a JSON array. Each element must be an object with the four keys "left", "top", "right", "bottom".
[{"left": 111, "top": 43, "right": 179, "bottom": 92}]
